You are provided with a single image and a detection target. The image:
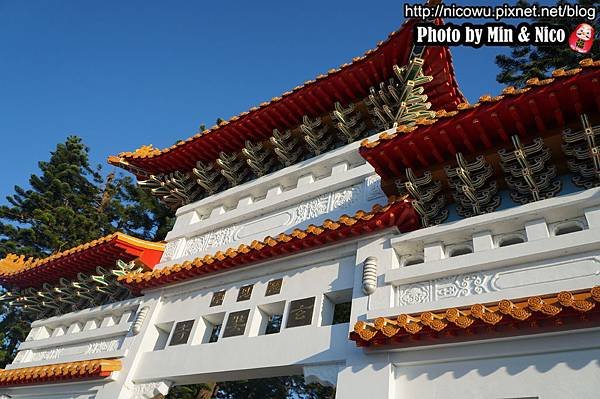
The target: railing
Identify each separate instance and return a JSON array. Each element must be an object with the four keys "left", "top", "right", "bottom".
[
  {"left": 364, "top": 188, "right": 600, "bottom": 318},
  {"left": 8, "top": 298, "right": 142, "bottom": 369},
  {"left": 158, "top": 131, "right": 395, "bottom": 265}
]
